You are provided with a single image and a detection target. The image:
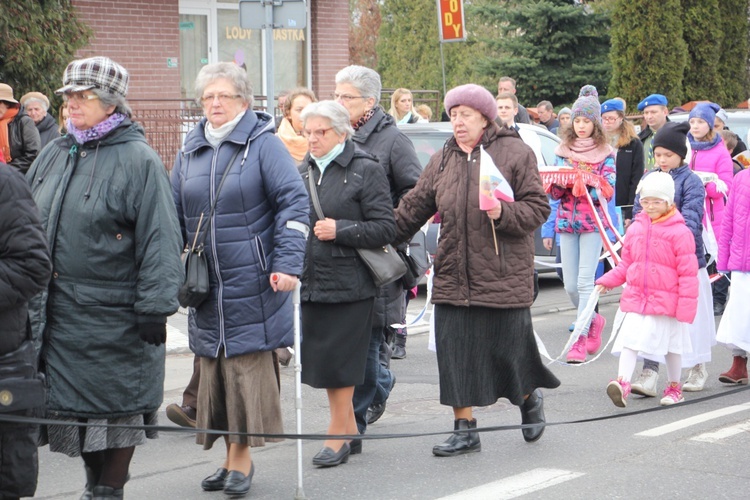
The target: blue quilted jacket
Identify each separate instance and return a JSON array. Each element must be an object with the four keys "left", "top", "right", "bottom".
[
  {"left": 634, "top": 165, "right": 707, "bottom": 268},
  {"left": 172, "top": 111, "right": 309, "bottom": 358}
]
